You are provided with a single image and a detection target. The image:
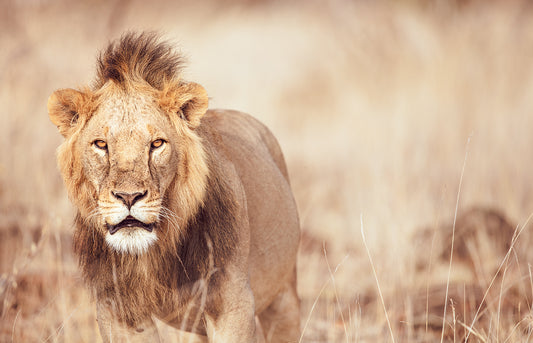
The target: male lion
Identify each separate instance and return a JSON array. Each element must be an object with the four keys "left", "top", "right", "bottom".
[{"left": 48, "top": 32, "right": 300, "bottom": 342}]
